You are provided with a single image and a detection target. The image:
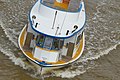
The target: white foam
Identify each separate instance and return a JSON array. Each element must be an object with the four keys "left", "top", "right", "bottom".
[
  {"left": 0, "top": 46, "right": 29, "bottom": 69},
  {"left": 0, "top": 20, "right": 18, "bottom": 47},
  {"left": 80, "top": 43, "right": 120, "bottom": 62},
  {"left": 53, "top": 64, "right": 97, "bottom": 78},
  {"left": 0, "top": 20, "right": 29, "bottom": 69},
  {"left": 52, "top": 43, "right": 119, "bottom": 78},
  {"left": 55, "top": 70, "right": 86, "bottom": 78}
]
